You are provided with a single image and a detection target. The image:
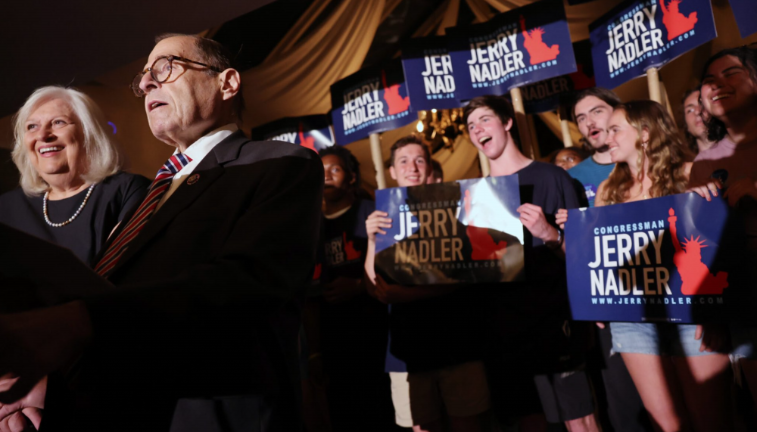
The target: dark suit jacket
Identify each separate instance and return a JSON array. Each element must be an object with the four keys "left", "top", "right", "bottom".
[{"left": 43, "top": 131, "right": 323, "bottom": 432}]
